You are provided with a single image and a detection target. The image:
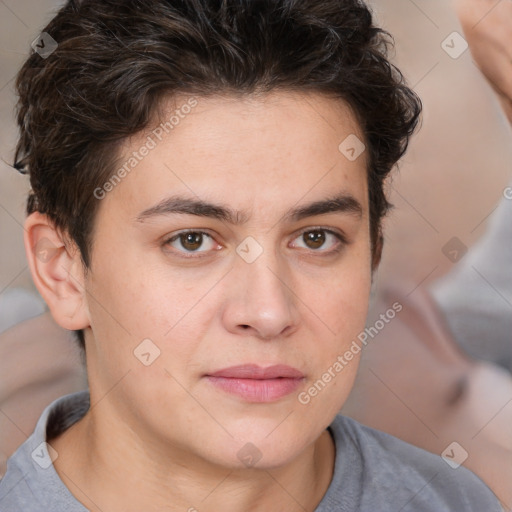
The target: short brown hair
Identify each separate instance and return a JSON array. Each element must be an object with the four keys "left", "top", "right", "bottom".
[{"left": 14, "top": 0, "right": 422, "bottom": 350}]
